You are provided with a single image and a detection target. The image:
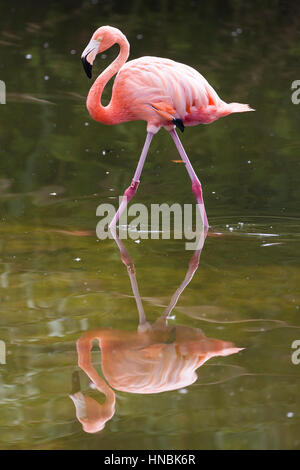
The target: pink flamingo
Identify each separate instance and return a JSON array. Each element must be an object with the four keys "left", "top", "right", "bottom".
[{"left": 81, "top": 26, "right": 254, "bottom": 228}]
